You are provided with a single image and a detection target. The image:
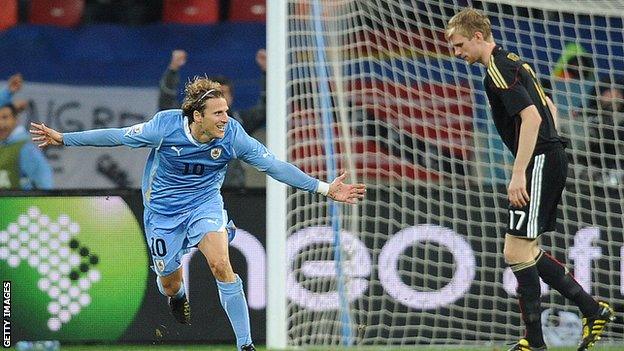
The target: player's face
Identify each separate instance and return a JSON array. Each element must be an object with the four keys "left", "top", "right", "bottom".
[
  {"left": 0, "top": 107, "right": 17, "bottom": 141},
  {"left": 198, "top": 97, "right": 229, "bottom": 140},
  {"left": 449, "top": 33, "right": 480, "bottom": 65}
]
